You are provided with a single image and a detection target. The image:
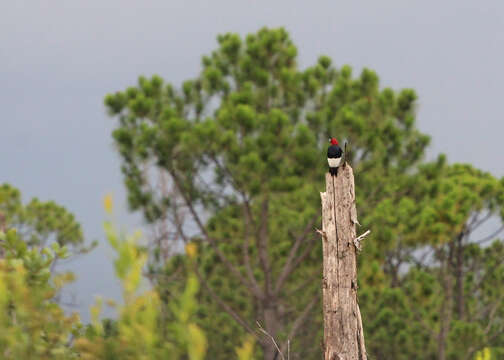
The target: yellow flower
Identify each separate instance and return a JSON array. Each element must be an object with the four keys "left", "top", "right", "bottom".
[
  {"left": 185, "top": 242, "right": 197, "bottom": 258},
  {"left": 103, "top": 194, "right": 113, "bottom": 215}
]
